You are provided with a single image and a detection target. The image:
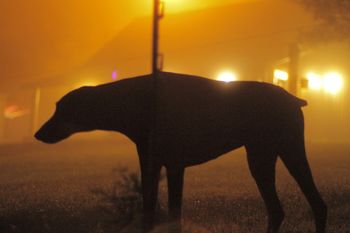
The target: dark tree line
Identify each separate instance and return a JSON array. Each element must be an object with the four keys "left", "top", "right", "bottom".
[{"left": 296, "top": 0, "right": 350, "bottom": 43}]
